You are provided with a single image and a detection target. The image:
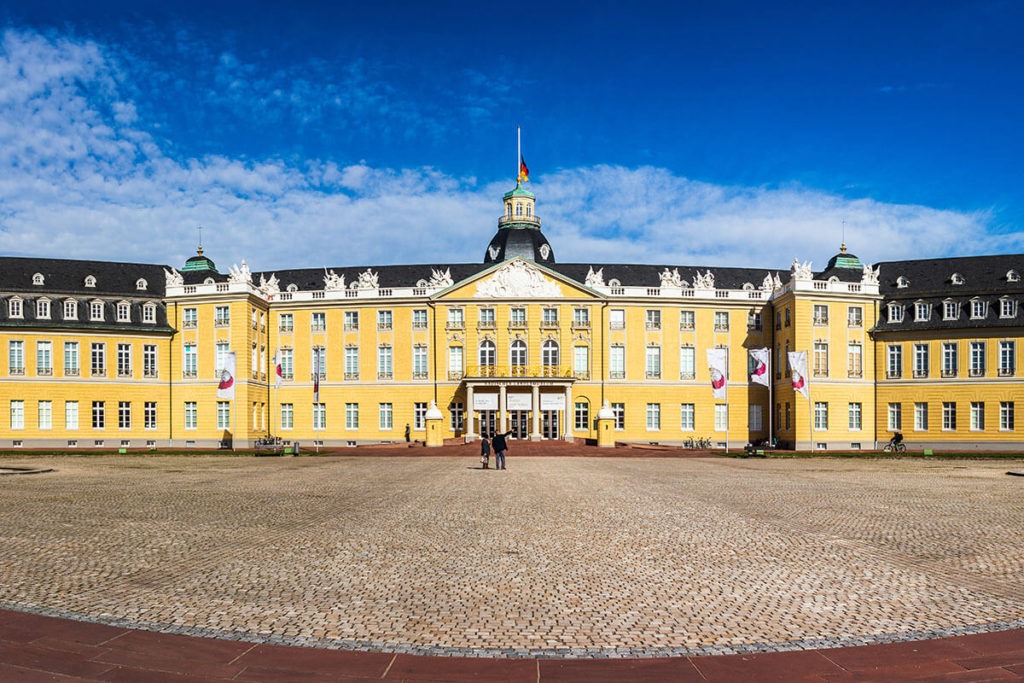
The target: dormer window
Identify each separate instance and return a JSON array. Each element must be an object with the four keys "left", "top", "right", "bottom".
[
  {"left": 970, "top": 298, "right": 987, "bottom": 320},
  {"left": 1007, "top": 270, "right": 1020, "bottom": 283},
  {"left": 896, "top": 276, "right": 910, "bottom": 288},
  {"left": 90, "top": 300, "right": 104, "bottom": 321},
  {"left": 943, "top": 300, "right": 960, "bottom": 320},
  {"left": 8, "top": 296, "right": 24, "bottom": 319},
  {"left": 888, "top": 303, "right": 904, "bottom": 323},
  {"left": 84, "top": 275, "right": 96, "bottom": 288},
  {"left": 64, "top": 299, "right": 78, "bottom": 320},
  {"left": 1000, "top": 297, "right": 1017, "bottom": 319},
  {"left": 286, "top": 283, "right": 298, "bottom": 292},
  {"left": 116, "top": 302, "right": 131, "bottom": 323},
  {"left": 32, "top": 273, "right": 45, "bottom": 286},
  {"left": 951, "top": 273, "right": 965, "bottom": 285},
  {"left": 914, "top": 302, "right": 930, "bottom": 322},
  {"left": 142, "top": 303, "right": 157, "bottom": 324},
  {"left": 136, "top": 278, "right": 148, "bottom": 291},
  {"left": 36, "top": 298, "right": 50, "bottom": 319},
  {"left": 203, "top": 277, "right": 215, "bottom": 285}
]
